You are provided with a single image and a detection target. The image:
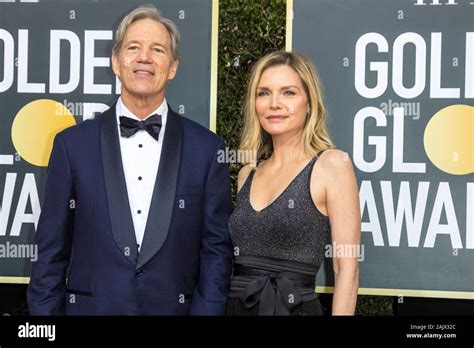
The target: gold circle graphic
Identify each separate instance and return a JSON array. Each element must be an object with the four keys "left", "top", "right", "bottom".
[
  {"left": 424, "top": 104, "right": 473, "bottom": 175},
  {"left": 11, "top": 99, "right": 76, "bottom": 167}
]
